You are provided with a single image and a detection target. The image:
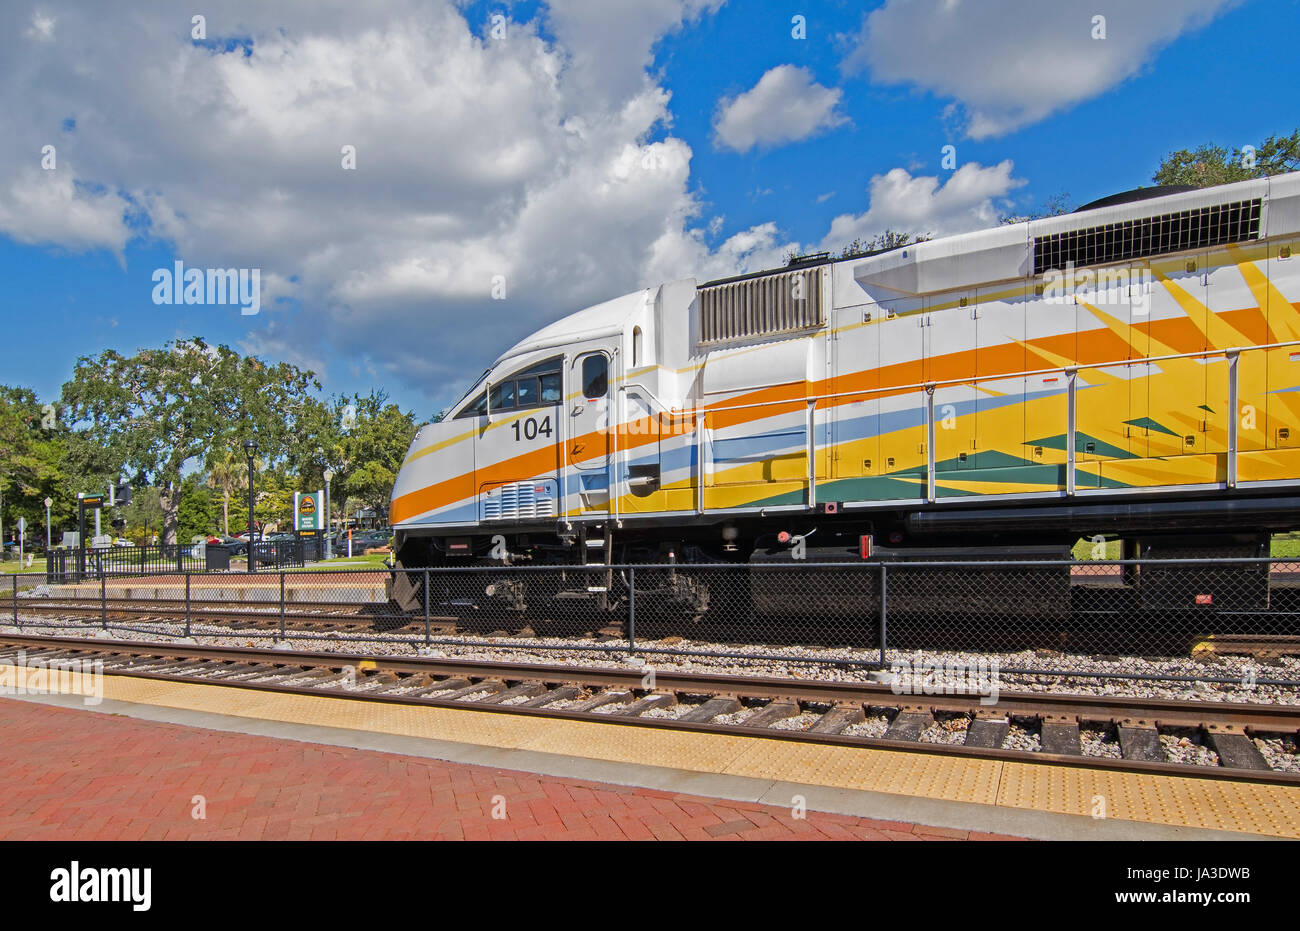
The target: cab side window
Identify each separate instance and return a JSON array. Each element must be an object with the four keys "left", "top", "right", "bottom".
[{"left": 582, "top": 355, "right": 608, "bottom": 399}]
